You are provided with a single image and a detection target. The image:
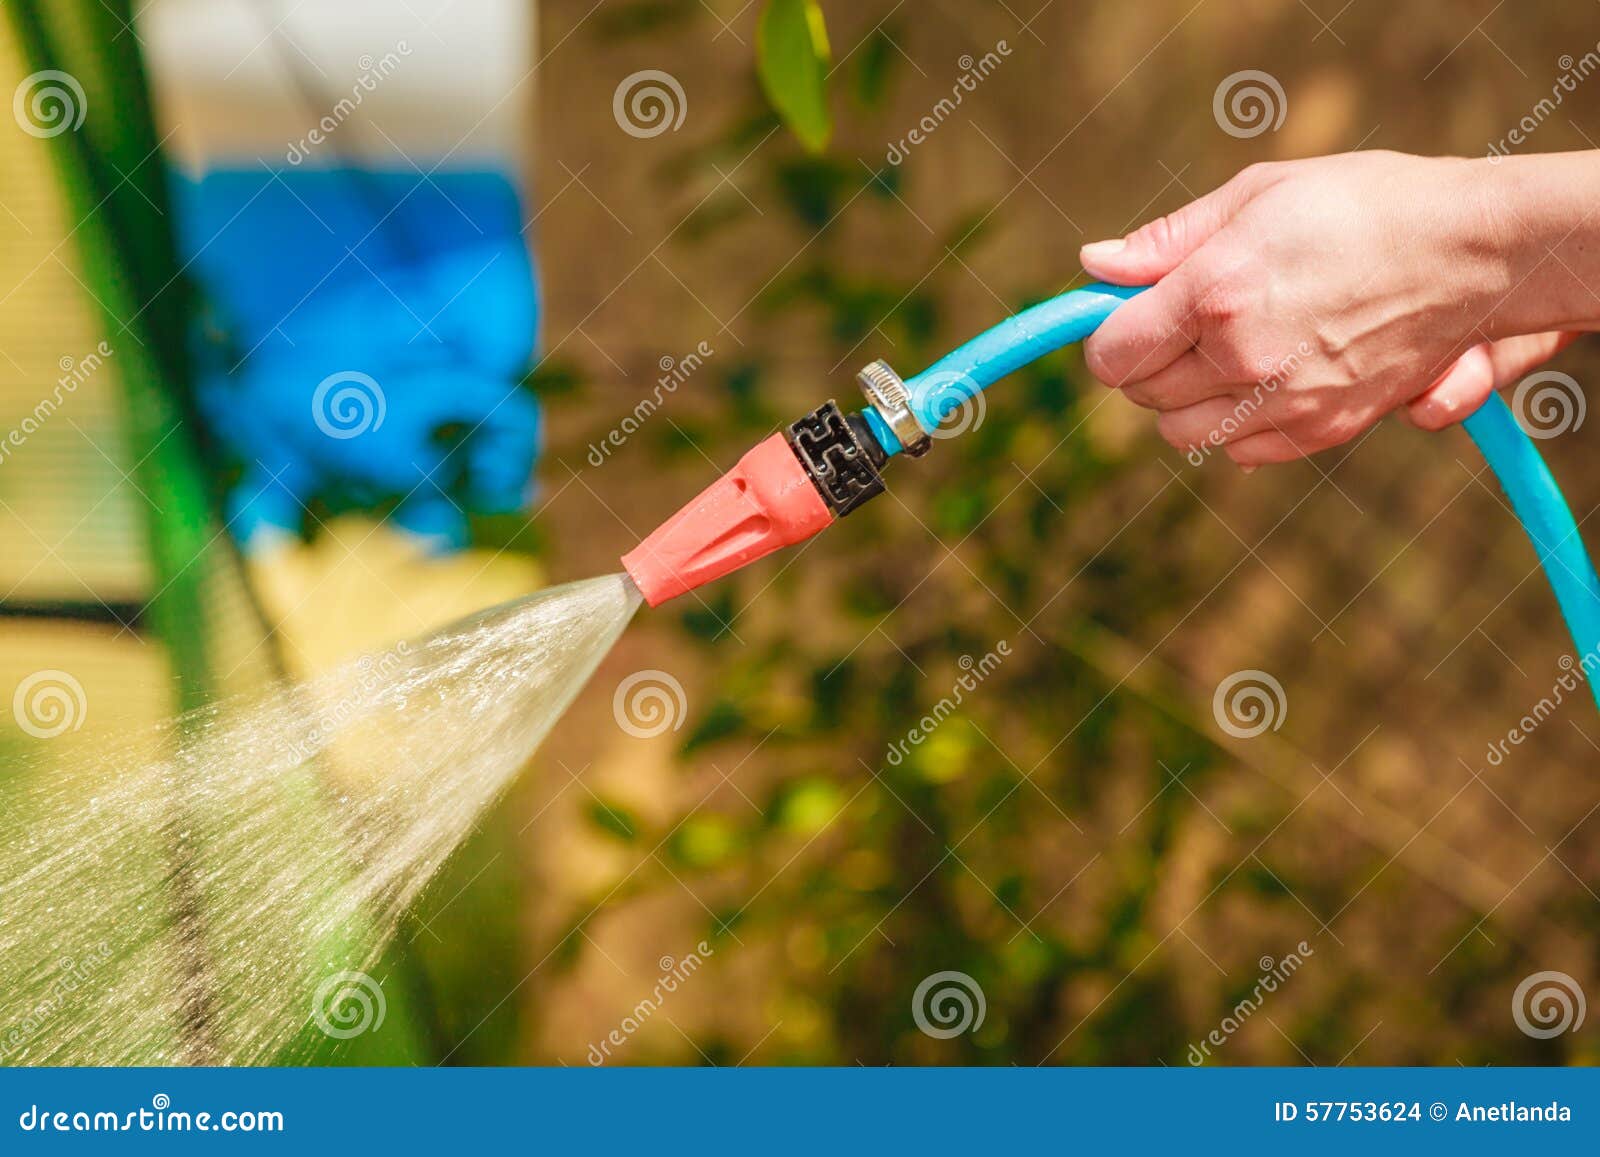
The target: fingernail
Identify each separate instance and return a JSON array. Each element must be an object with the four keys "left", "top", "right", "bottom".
[
  {"left": 1239, "top": 465, "right": 1257, "bottom": 475},
  {"left": 1081, "top": 238, "right": 1127, "bottom": 262}
]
